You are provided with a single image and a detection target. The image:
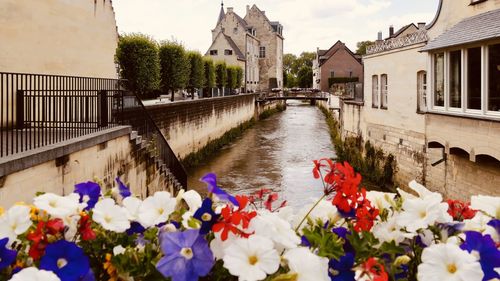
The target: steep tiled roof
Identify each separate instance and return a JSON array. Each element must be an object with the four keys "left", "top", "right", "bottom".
[
  {"left": 223, "top": 34, "right": 245, "bottom": 61},
  {"left": 233, "top": 13, "right": 248, "bottom": 28},
  {"left": 217, "top": 4, "right": 225, "bottom": 26},
  {"left": 422, "top": 8, "right": 500, "bottom": 51}
]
